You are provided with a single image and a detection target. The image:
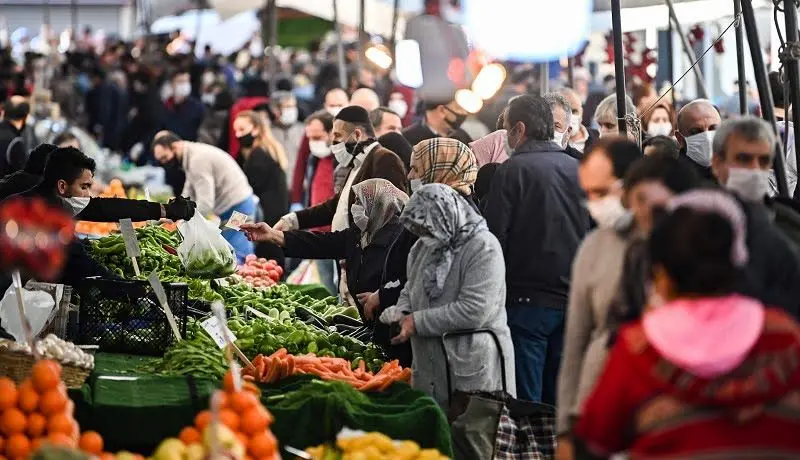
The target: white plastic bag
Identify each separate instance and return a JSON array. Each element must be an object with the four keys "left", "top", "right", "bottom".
[
  {"left": 286, "top": 260, "right": 322, "bottom": 285},
  {"left": 0, "top": 286, "right": 56, "bottom": 342},
  {"left": 177, "top": 211, "right": 237, "bottom": 278}
]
